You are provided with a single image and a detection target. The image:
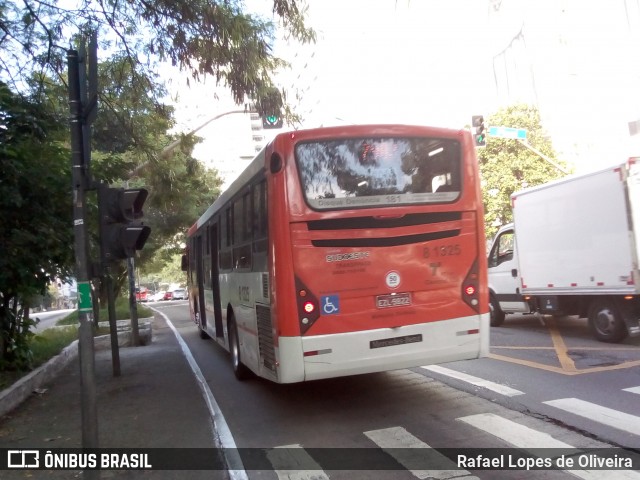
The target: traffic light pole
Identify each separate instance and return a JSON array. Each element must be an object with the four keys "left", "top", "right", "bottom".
[
  {"left": 127, "top": 258, "right": 141, "bottom": 346},
  {"left": 67, "top": 48, "right": 99, "bottom": 460},
  {"left": 105, "top": 266, "right": 121, "bottom": 376}
]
